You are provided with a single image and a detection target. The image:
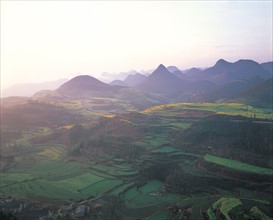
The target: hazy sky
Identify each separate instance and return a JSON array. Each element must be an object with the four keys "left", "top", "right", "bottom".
[{"left": 1, "top": 1, "right": 272, "bottom": 88}]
